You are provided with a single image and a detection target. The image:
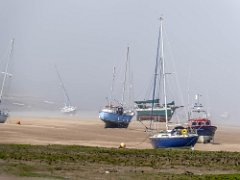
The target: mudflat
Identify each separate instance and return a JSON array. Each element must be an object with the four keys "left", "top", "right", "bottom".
[{"left": 0, "top": 116, "right": 239, "bottom": 152}]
